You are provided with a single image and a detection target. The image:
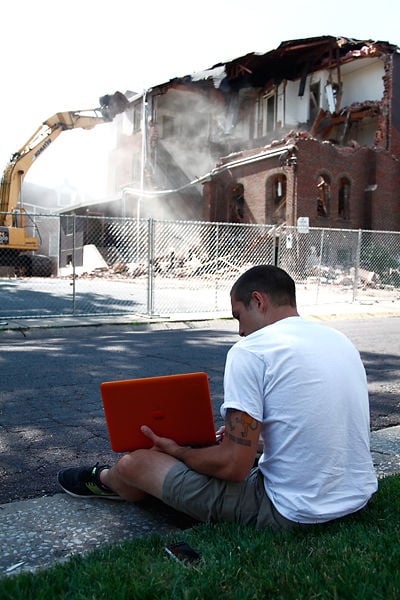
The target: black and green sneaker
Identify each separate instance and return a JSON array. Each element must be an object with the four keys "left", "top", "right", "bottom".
[{"left": 58, "top": 464, "right": 123, "bottom": 500}]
